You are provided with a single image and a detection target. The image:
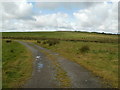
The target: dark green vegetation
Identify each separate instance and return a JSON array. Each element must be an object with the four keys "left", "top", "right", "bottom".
[
  {"left": 37, "top": 40, "right": 59, "bottom": 46},
  {"left": 2, "top": 31, "right": 119, "bottom": 88},
  {"left": 2, "top": 40, "right": 33, "bottom": 88},
  {"left": 79, "top": 45, "right": 90, "bottom": 53}
]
